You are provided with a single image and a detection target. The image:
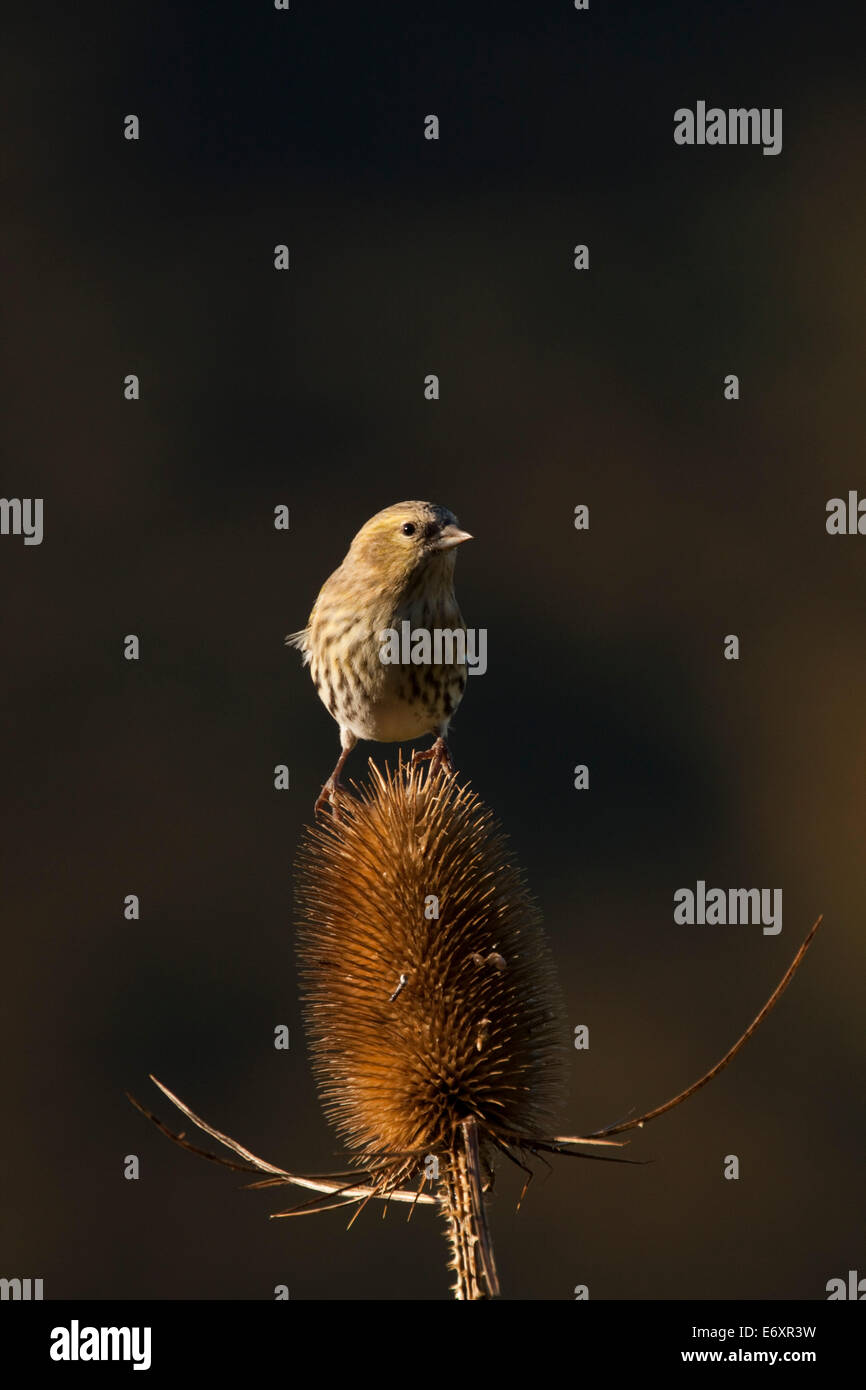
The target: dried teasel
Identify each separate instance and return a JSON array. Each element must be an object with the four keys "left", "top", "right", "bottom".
[
  {"left": 294, "top": 759, "right": 570, "bottom": 1299},
  {"left": 129, "top": 759, "right": 821, "bottom": 1300}
]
